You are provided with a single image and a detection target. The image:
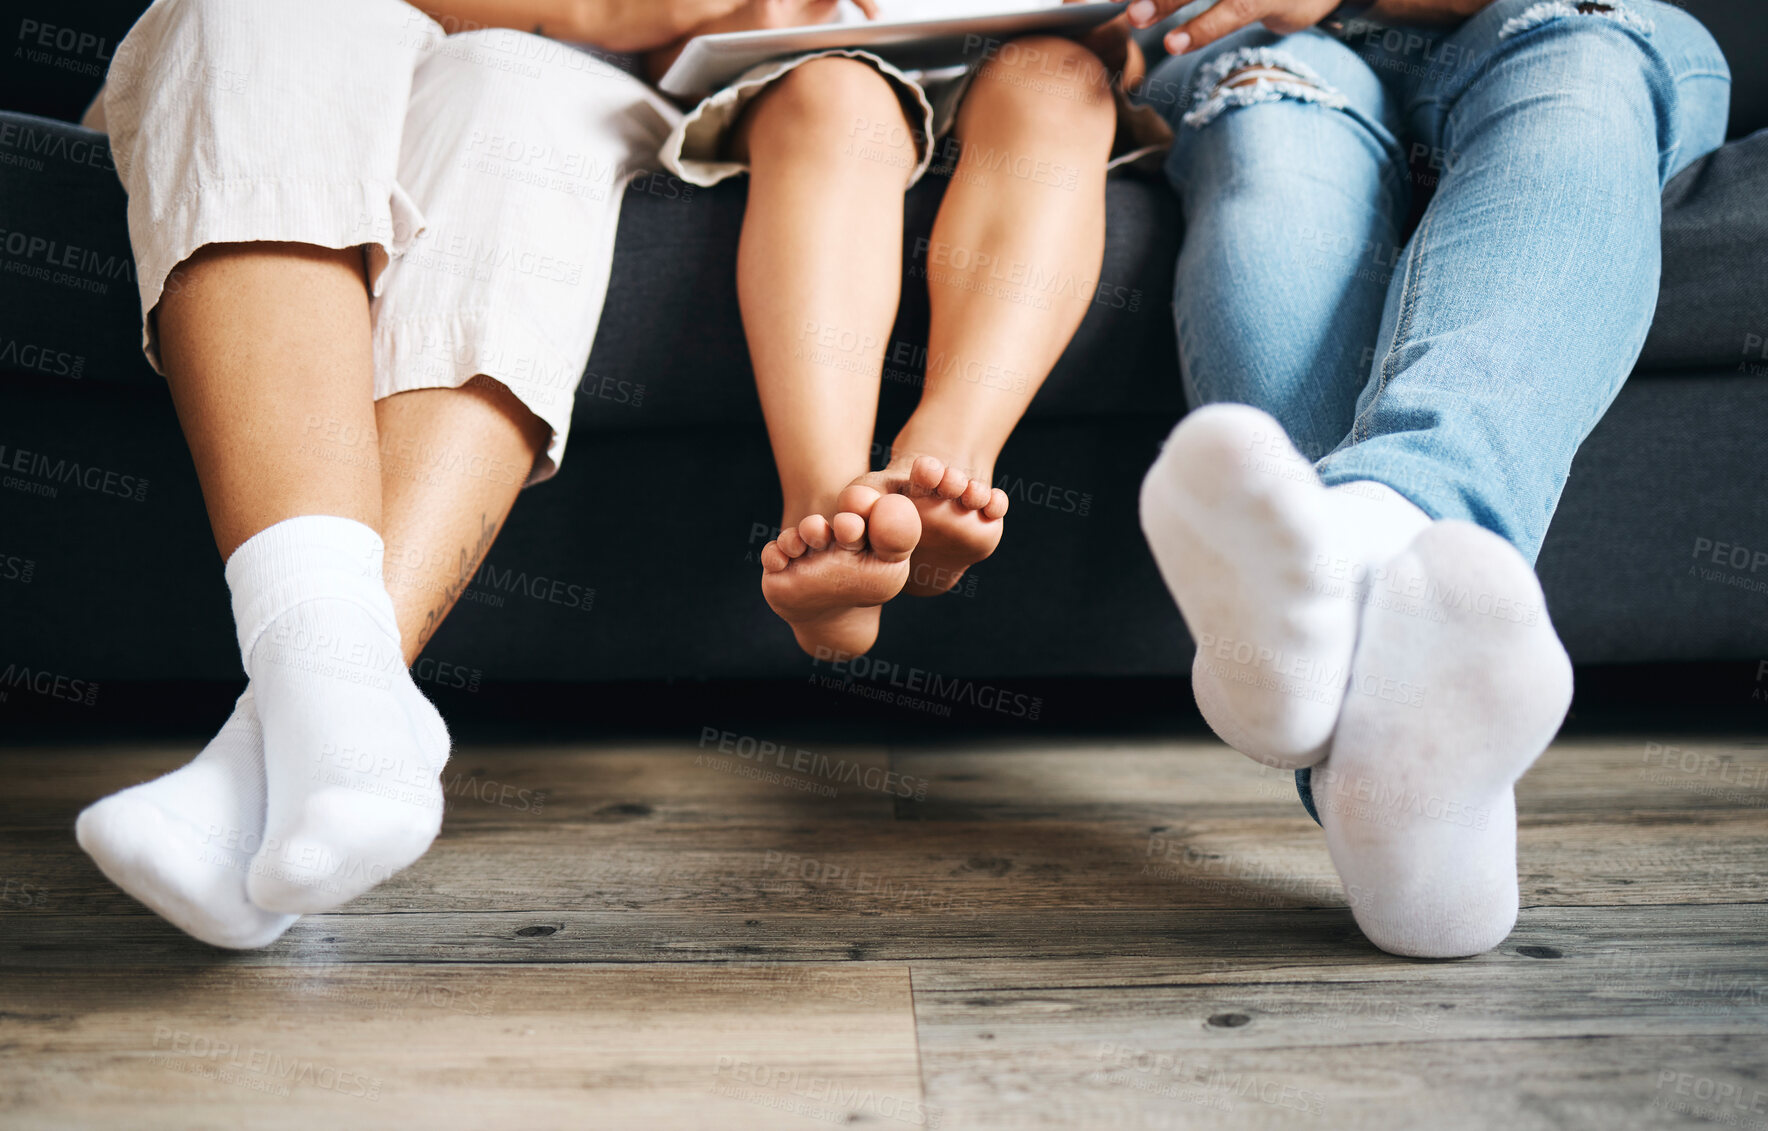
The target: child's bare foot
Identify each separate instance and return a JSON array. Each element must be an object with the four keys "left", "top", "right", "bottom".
[
  {"left": 760, "top": 490, "right": 920, "bottom": 657},
  {"left": 849, "top": 455, "right": 1007, "bottom": 597}
]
